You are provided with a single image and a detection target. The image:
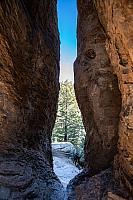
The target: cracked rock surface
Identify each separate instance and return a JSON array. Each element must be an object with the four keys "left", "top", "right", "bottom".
[
  {"left": 0, "top": 1, "right": 65, "bottom": 199},
  {"left": 72, "top": 0, "right": 133, "bottom": 199}
]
